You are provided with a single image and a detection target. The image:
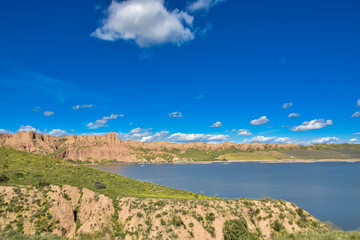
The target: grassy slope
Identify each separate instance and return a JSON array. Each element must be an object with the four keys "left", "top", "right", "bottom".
[{"left": 0, "top": 147, "right": 208, "bottom": 199}]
